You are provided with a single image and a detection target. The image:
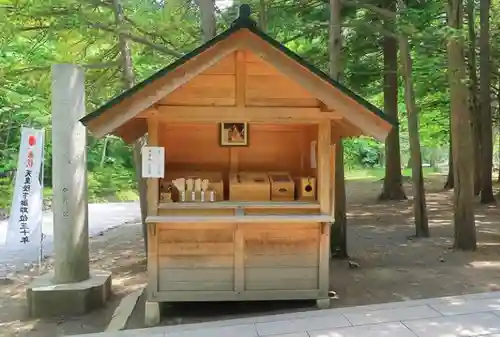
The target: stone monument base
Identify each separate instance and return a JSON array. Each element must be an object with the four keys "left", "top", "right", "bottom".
[{"left": 26, "top": 270, "right": 112, "bottom": 317}]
